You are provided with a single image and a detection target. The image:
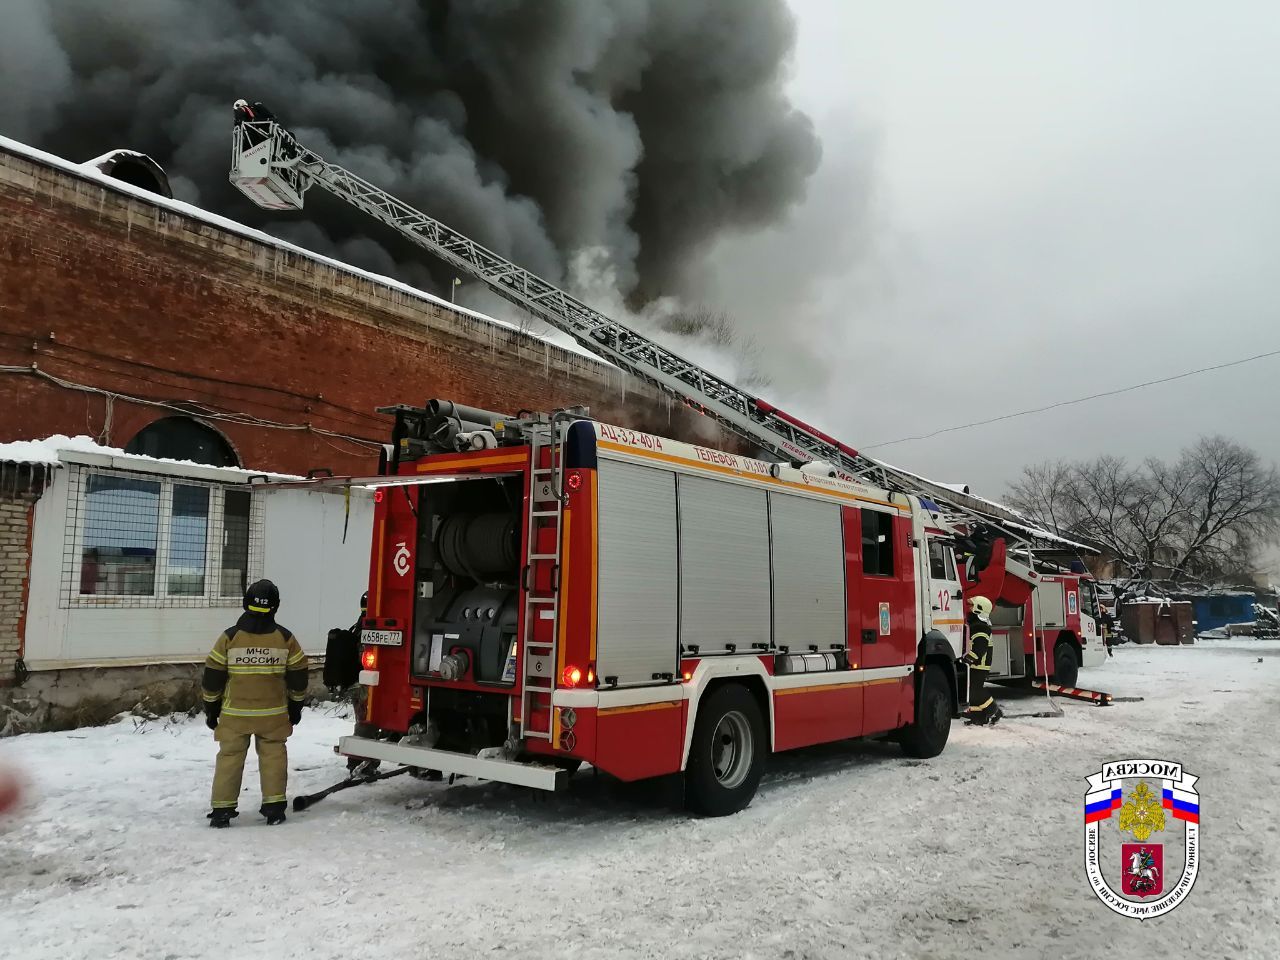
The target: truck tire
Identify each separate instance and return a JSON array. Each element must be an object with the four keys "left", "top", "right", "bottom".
[
  {"left": 900, "top": 665, "right": 952, "bottom": 758},
  {"left": 685, "top": 684, "right": 766, "bottom": 817},
  {"left": 1052, "top": 641, "right": 1079, "bottom": 687}
]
